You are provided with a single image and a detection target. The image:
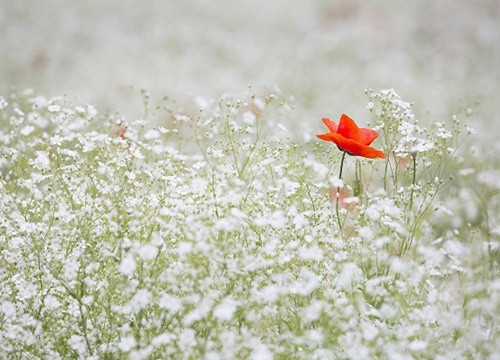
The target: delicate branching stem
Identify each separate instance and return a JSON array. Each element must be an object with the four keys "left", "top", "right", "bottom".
[
  {"left": 400, "top": 154, "right": 419, "bottom": 255},
  {"left": 79, "top": 301, "right": 94, "bottom": 356}
]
